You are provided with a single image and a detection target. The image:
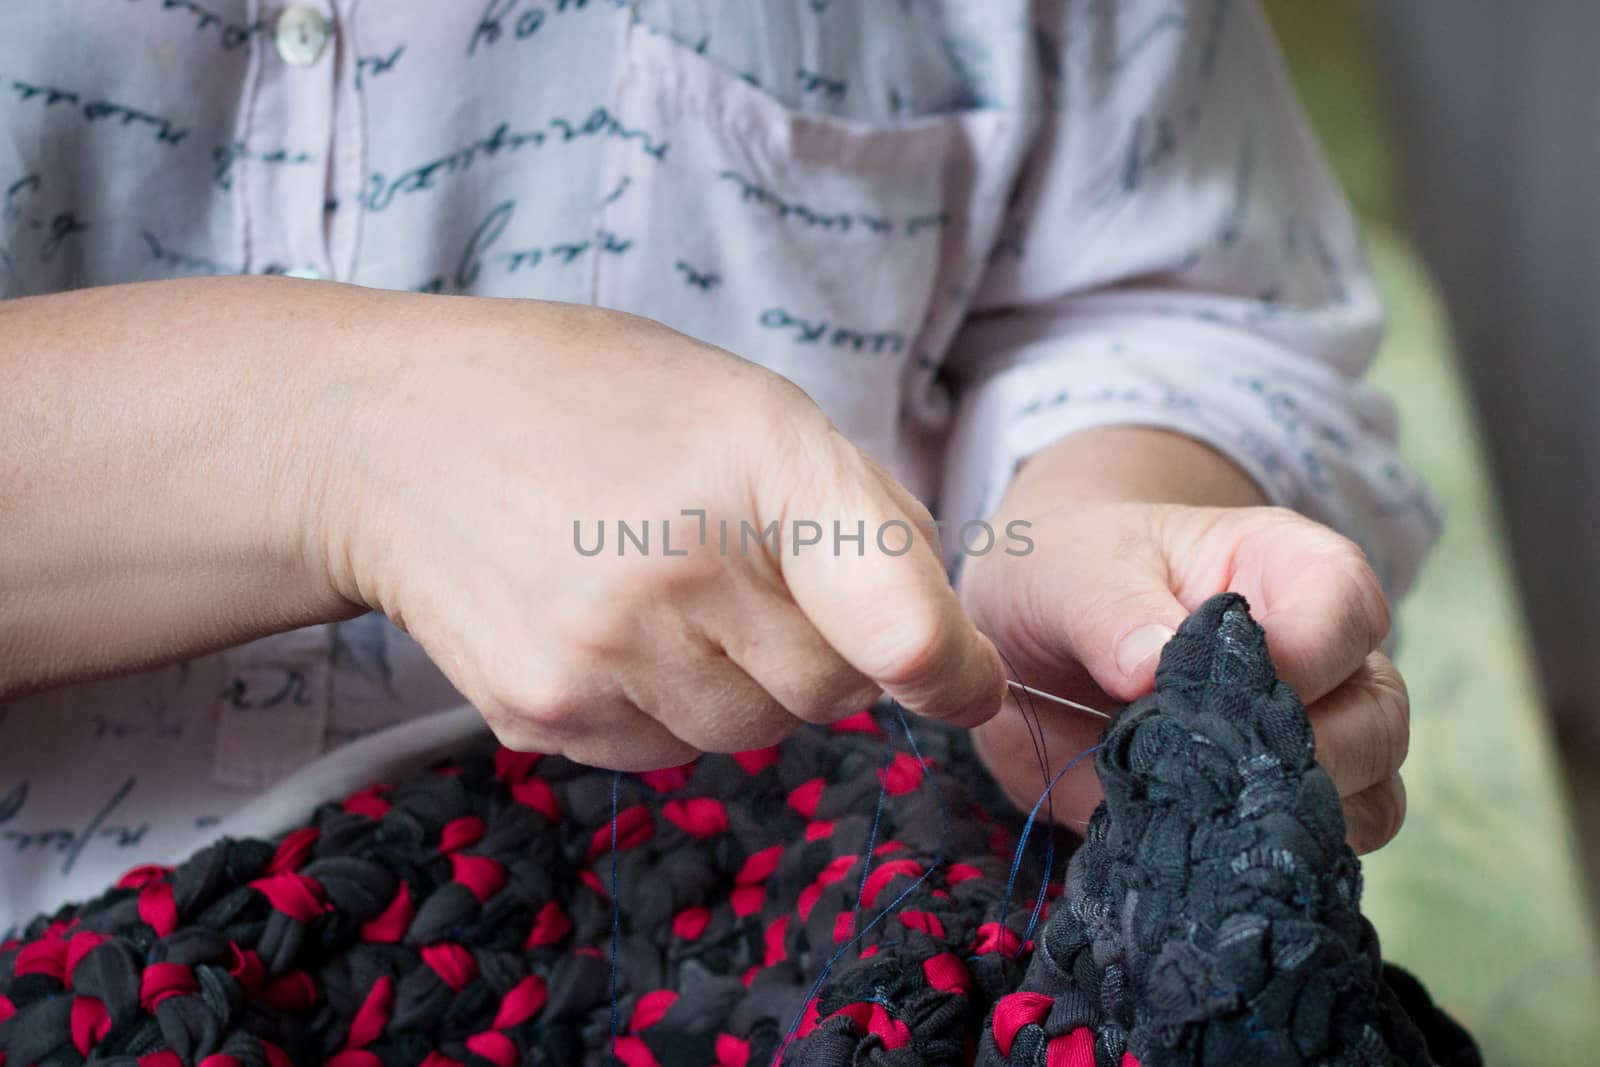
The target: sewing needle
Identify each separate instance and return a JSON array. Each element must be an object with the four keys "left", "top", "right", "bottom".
[{"left": 1005, "top": 680, "right": 1113, "bottom": 721}]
